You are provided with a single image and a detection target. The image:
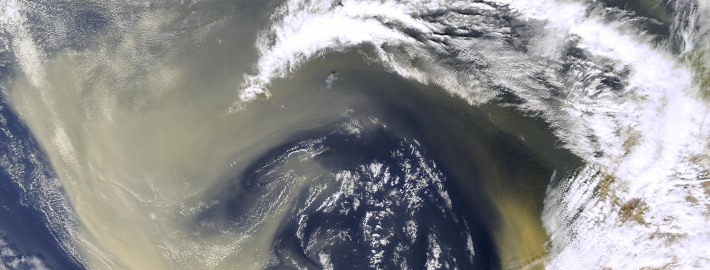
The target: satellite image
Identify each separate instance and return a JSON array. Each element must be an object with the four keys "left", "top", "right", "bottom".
[{"left": 0, "top": 0, "right": 708, "bottom": 269}]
